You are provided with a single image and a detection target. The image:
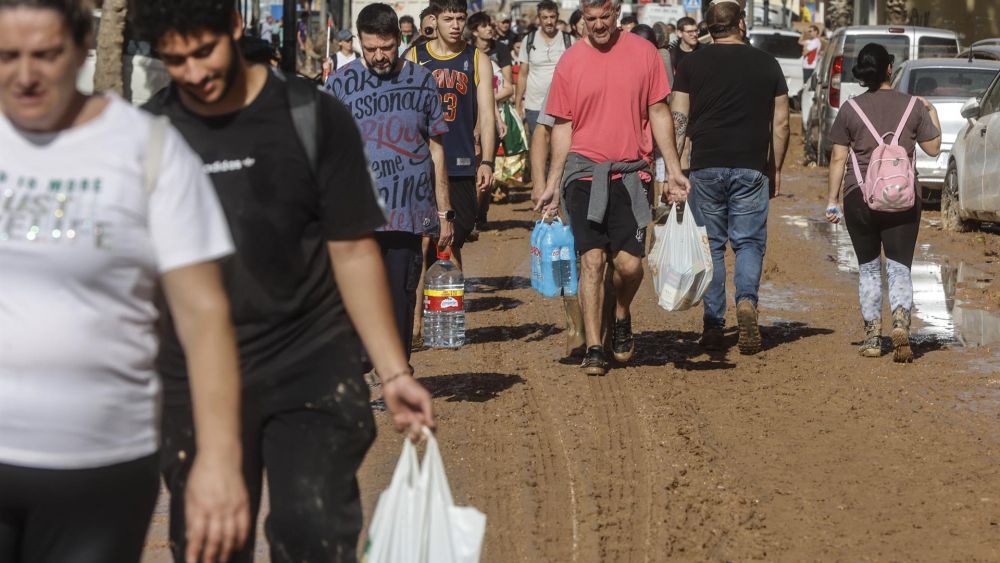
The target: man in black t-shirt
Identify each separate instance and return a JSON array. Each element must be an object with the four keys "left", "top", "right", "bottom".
[
  {"left": 133, "top": 2, "right": 434, "bottom": 562},
  {"left": 668, "top": 16, "right": 700, "bottom": 76},
  {"left": 669, "top": 2, "right": 789, "bottom": 356}
]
